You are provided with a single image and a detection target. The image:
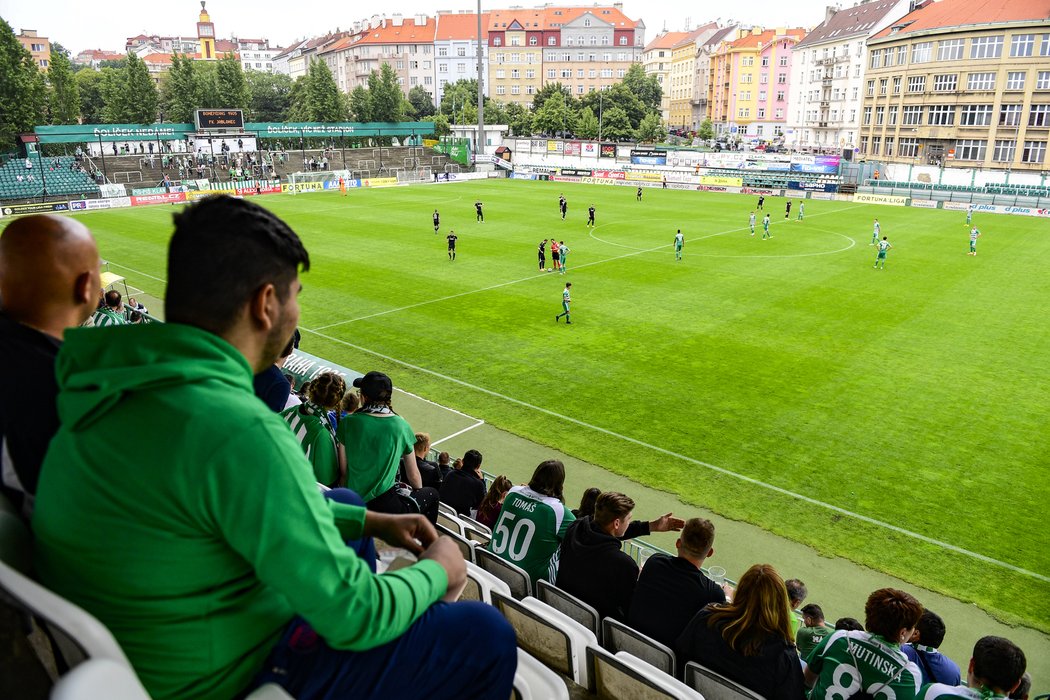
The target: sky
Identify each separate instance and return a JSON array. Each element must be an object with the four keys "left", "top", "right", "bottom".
[{"left": 0, "top": 0, "right": 838, "bottom": 56}]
